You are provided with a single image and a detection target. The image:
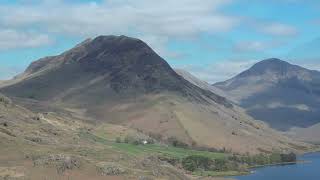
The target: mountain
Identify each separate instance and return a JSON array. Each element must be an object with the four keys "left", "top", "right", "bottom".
[
  {"left": 0, "top": 37, "right": 305, "bottom": 153},
  {"left": 214, "top": 58, "right": 320, "bottom": 132},
  {"left": 175, "top": 69, "right": 234, "bottom": 101},
  {"left": 2, "top": 35, "right": 229, "bottom": 107}
]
